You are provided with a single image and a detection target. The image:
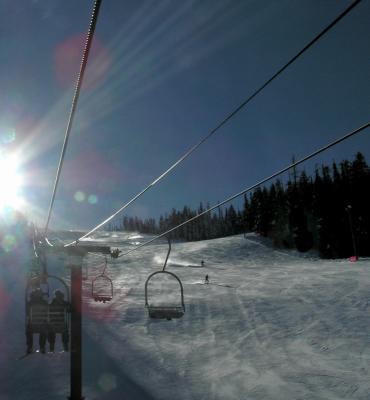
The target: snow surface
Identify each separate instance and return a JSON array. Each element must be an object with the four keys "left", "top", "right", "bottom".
[{"left": 1, "top": 232, "right": 370, "bottom": 399}]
